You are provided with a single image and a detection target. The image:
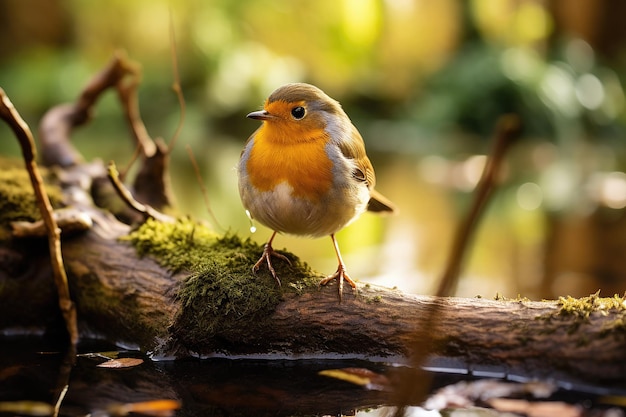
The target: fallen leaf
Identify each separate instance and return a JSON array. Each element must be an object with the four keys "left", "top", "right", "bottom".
[
  {"left": 97, "top": 357, "right": 144, "bottom": 368},
  {"left": 319, "top": 368, "right": 391, "bottom": 391},
  {"left": 78, "top": 351, "right": 121, "bottom": 360},
  {"left": 107, "top": 399, "right": 181, "bottom": 417}
]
